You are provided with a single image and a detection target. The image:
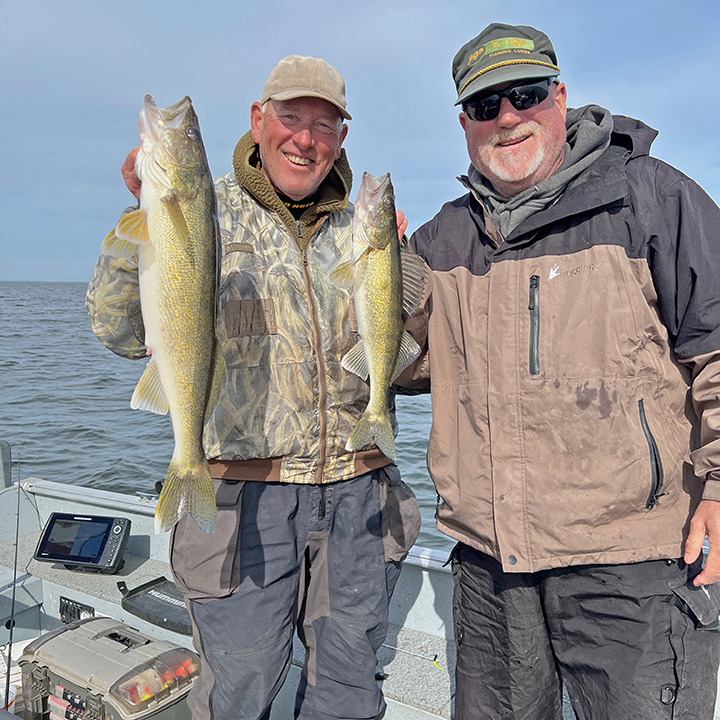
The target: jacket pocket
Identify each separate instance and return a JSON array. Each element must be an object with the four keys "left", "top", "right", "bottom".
[
  {"left": 528, "top": 275, "right": 540, "bottom": 375},
  {"left": 225, "top": 298, "right": 278, "bottom": 337},
  {"left": 670, "top": 556, "right": 720, "bottom": 630},
  {"left": 170, "top": 479, "right": 245, "bottom": 601},
  {"left": 378, "top": 464, "right": 421, "bottom": 562},
  {"left": 638, "top": 399, "right": 665, "bottom": 509}
]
